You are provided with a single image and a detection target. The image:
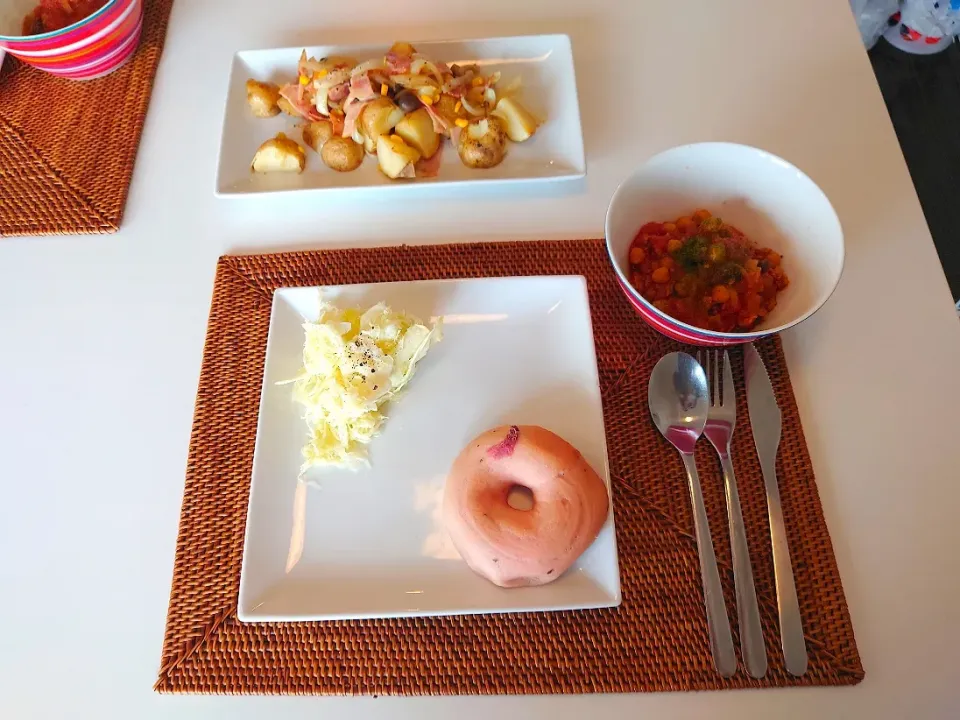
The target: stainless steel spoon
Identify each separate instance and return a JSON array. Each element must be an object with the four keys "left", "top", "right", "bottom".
[{"left": 648, "top": 352, "right": 737, "bottom": 678}]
